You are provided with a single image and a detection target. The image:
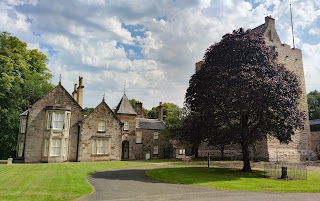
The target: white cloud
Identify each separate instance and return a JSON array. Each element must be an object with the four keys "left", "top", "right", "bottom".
[{"left": 1, "top": 0, "right": 319, "bottom": 109}]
